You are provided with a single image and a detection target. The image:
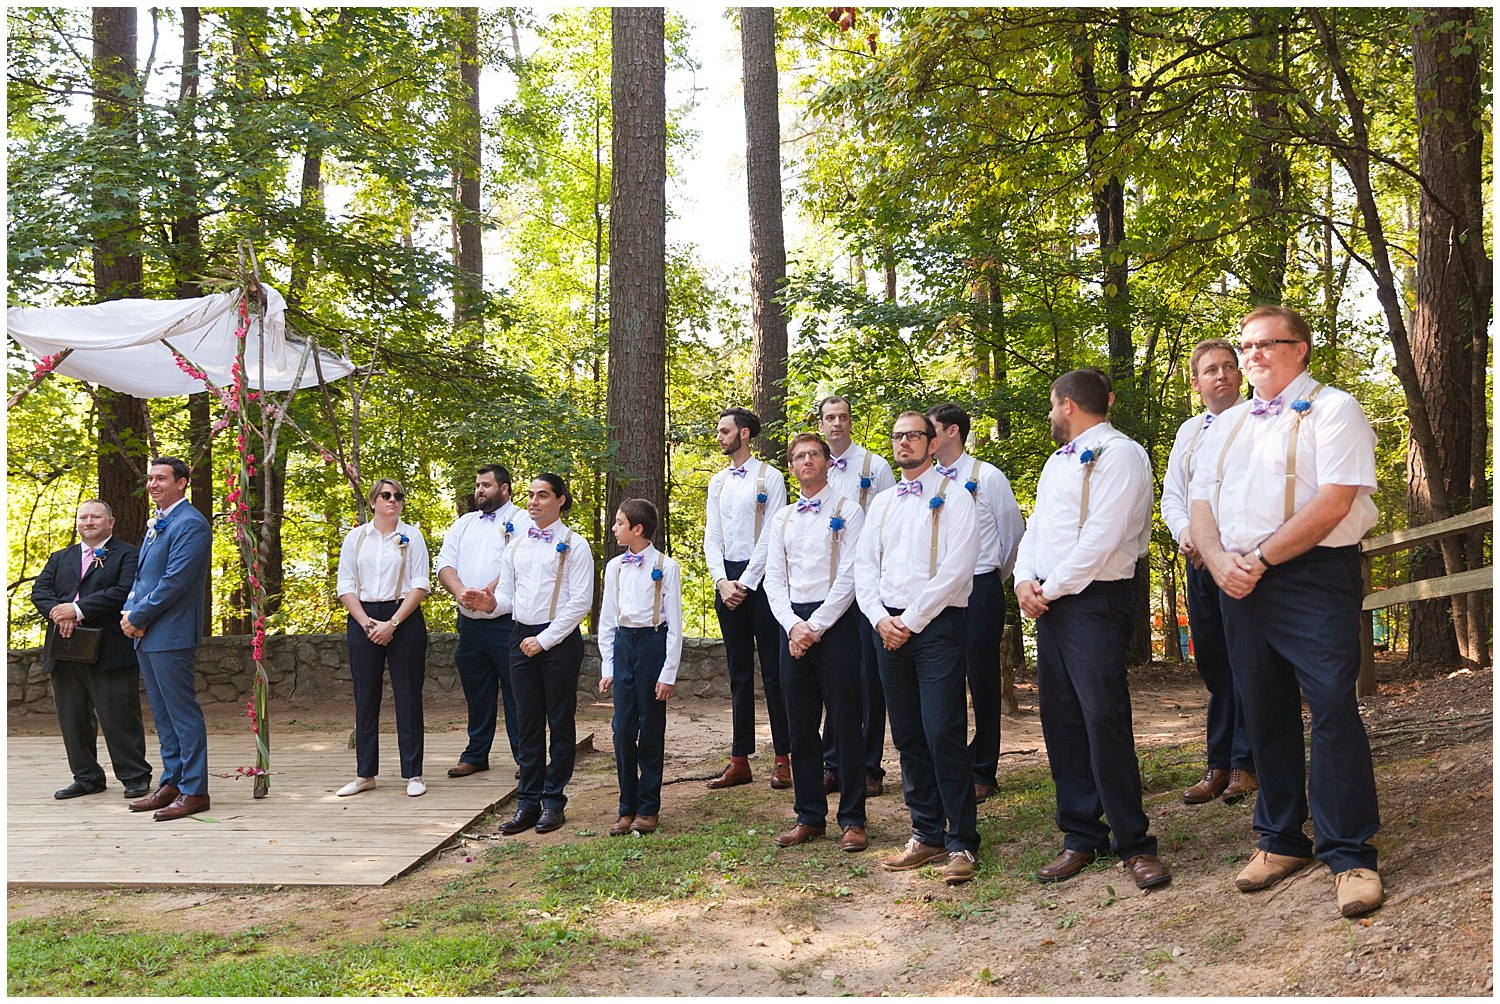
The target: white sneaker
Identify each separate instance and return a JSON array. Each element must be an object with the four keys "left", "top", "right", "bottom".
[
  {"left": 337, "top": 777, "right": 376, "bottom": 797},
  {"left": 406, "top": 777, "right": 427, "bottom": 797}
]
